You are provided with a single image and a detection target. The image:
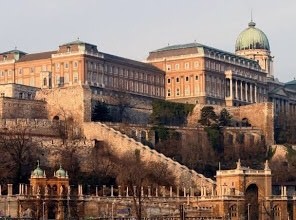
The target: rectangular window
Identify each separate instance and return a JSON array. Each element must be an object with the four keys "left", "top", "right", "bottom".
[
  {"left": 167, "top": 78, "right": 171, "bottom": 84},
  {"left": 186, "top": 76, "right": 189, "bottom": 82},
  {"left": 175, "top": 64, "right": 180, "bottom": 70},
  {"left": 195, "top": 76, "right": 199, "bottom": 80},
  {"left": 185, "top": 62, "right": 190, "bottom": 69}
]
